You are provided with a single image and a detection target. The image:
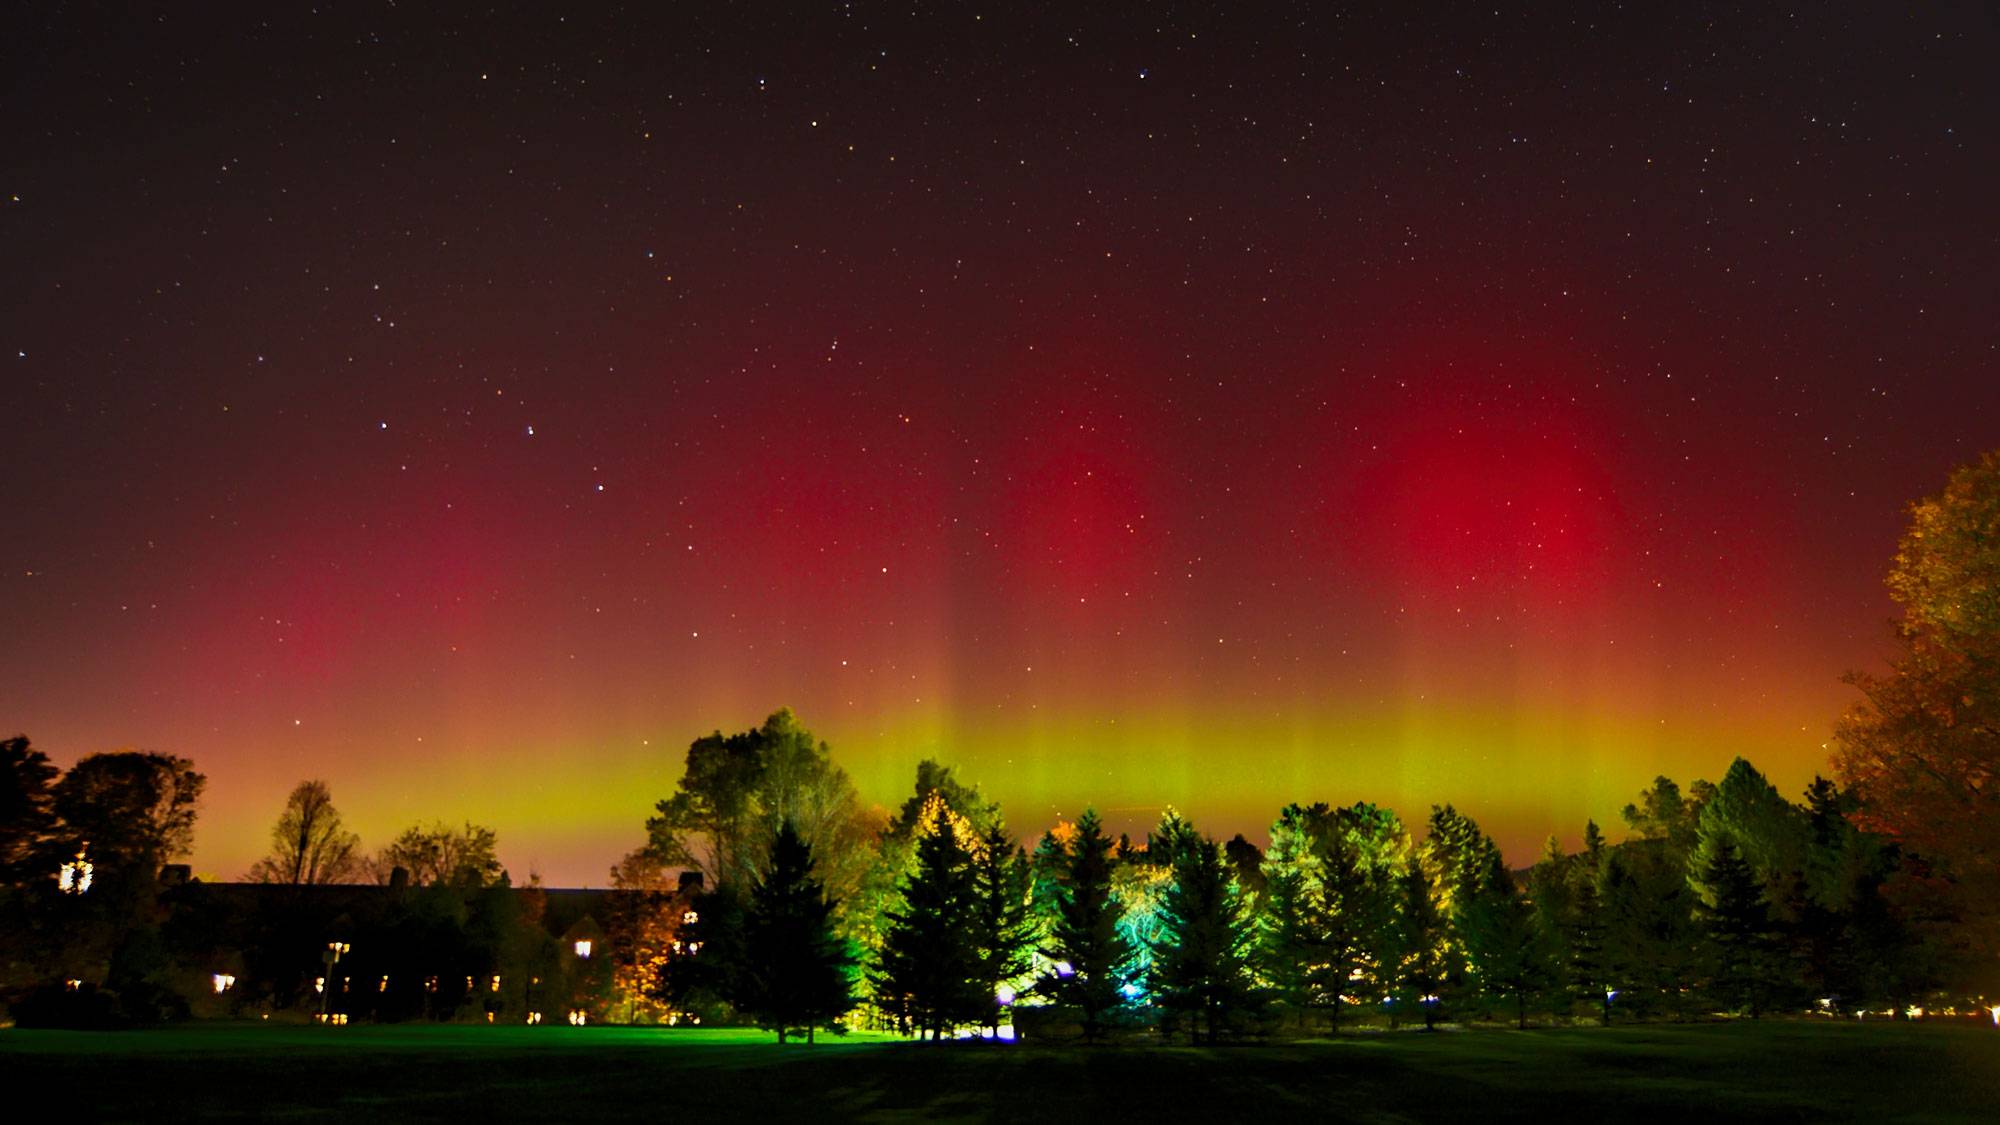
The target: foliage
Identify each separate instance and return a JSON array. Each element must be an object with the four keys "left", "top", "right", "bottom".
[
  {"left": 737, "top": 820, "right": 857, "bottom": 1042},
  {"left": 1147, "top": 834, "right": 1262, "bottom": 1042},
  {"left": 1835, "top": 450, "right": 2000, "bottom": 969},
  {"left": 247, "top": 780, "right": 361, "bottom": 884},
  {"left": 51, "top": 750, "right": 205, "bottom": 873},
  {"left": 375, "top": 821, "right": 506, "bottom": 887},
  {"left": 1039, "top": 808, "right": 1132, "bottom": 1041},
  {"left": 970, "top": 822, "right": 1038, "bottom": 1032},
  {"left": 1693, "top": 839, "right": 1786, "bottom": 1016},
  {"left": 872, "top": 800, "right": 986, "bottom": 1038},
  {"left": 0, "top": 735, "right": 58, "bottom": 883},
  {"left": 645, "top": 709, "right": 876, "bottom": 911}
]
